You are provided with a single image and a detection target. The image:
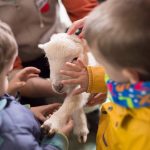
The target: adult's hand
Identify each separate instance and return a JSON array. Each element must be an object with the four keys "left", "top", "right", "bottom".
[{"left": 67, "top": 17, "right": 88, "bottom": 38}]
